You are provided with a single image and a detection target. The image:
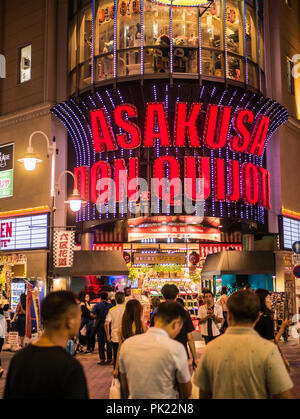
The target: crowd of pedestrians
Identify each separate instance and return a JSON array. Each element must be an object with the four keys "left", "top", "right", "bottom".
[{"left": 0, "top": 284, "right": 295, "bottom": 399}]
